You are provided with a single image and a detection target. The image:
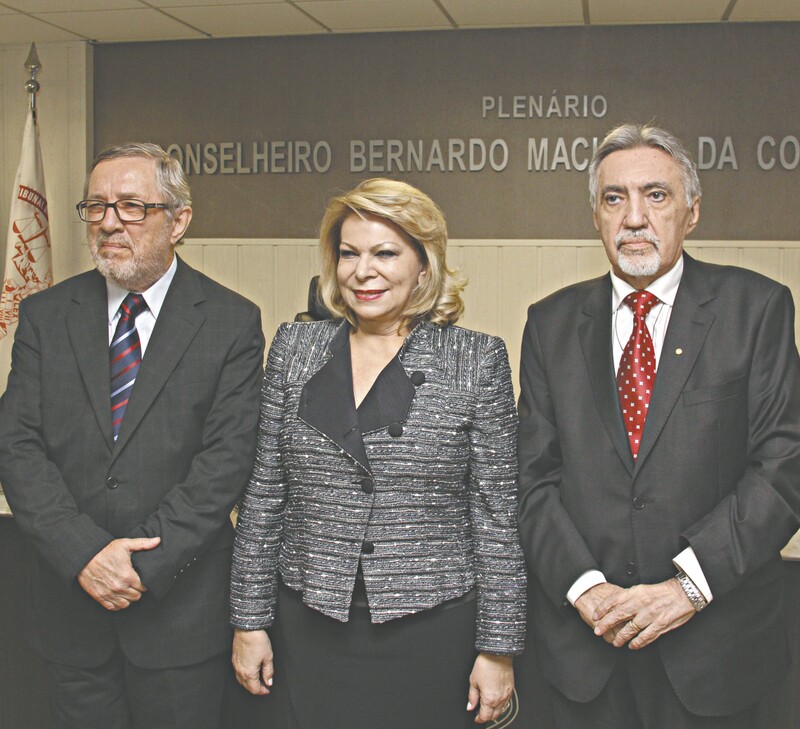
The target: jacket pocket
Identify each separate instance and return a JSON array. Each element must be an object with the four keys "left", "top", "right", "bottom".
[{"left": 683, "top": 376, "right": 746, "bottom": 406}]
